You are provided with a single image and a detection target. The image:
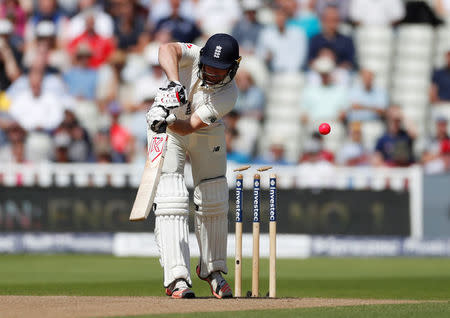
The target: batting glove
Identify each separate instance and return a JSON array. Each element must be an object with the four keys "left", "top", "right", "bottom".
[
  {"left": 146, "top": 105, "right": 177, "bottom": 133},
  {"left": 154, "top": 81, "right": 187, "bottom": 109}
]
